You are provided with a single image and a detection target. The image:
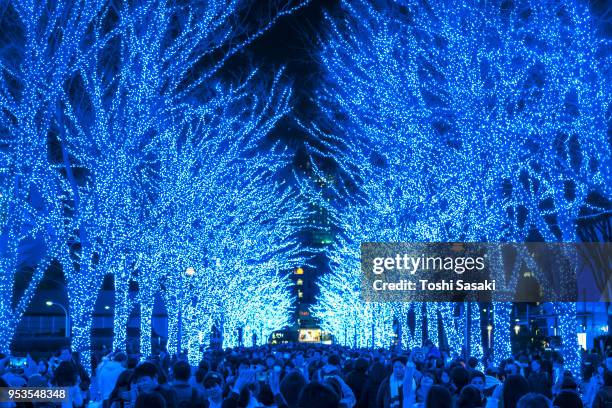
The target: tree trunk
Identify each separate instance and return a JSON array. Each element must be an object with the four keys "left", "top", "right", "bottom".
[
  {"left": 167, "top": 309, "right": 178, "bottom": 355},
  {"left": 0, "top": 324, "right": 15, "bottom": 354},
  {"left": 113, "top": 283, "right": 131, "bottom": 352},
  {"left": 140, "top": 301, "right": 154, "bottom": 359},
  {"left": 492, "top": 302, "right": 513, "bottom": 366},
  {"left": 554, "top": 302, "right": 581, "bottom": 377},
  {"left": 469, "top": 302, "right": 483, "bottom": 362},
  {"left": 71, "top": 312, "right": 93, "bottom": 373},
  {"left": 426, "top": 303, "right": 439, "bottom": 346}
]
